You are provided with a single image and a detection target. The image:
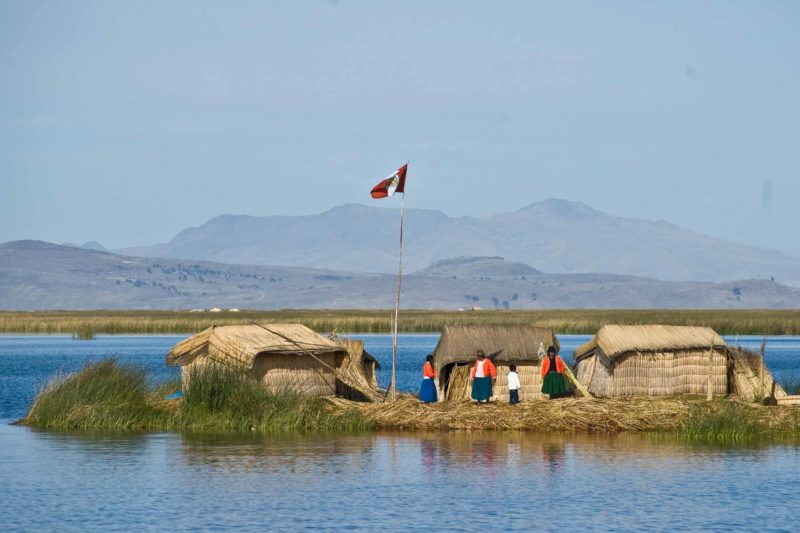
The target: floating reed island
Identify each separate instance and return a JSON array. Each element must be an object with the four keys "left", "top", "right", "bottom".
[{"left": 21, "top": 322, "right": 800, "bottom": 441}]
